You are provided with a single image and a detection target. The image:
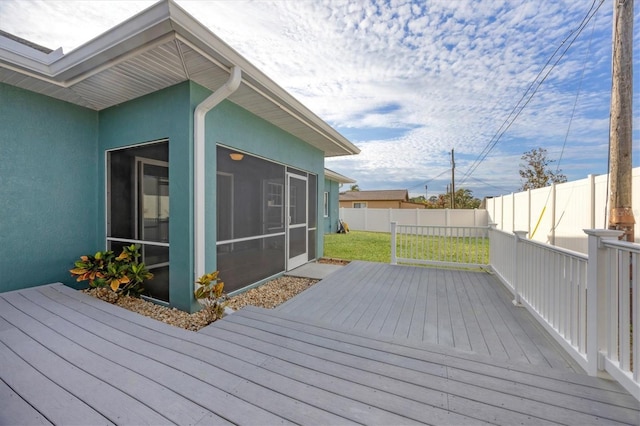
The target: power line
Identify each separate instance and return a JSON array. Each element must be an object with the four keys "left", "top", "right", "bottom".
[
  {"left": 407, "top": 169, "right": 450, "bottom": 190},
  {"left": 459, "top": 0, "right": 604, "bottom": 186},
  {"left": 464, "top": 176, "right": 515, "bottom": 193}
]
